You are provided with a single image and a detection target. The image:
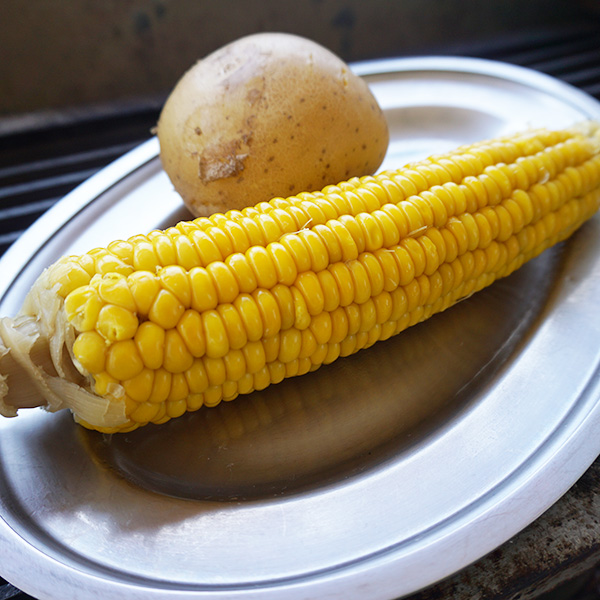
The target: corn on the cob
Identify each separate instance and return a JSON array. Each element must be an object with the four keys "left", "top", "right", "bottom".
[{"left": 1, "top": 122, "right": 599, "bottom": 433}]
